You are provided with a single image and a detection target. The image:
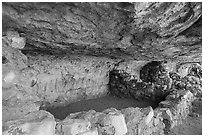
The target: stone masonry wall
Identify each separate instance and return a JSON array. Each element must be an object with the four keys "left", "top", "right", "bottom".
[
  {"left": 2, "top": 88, "right": 195, "bottom": 135},
  {"left": 109, "top": 59, "right": 201, "bottom": 102},
  {"left": 109, "top": 60, "right": 173, "bottom": 101}
]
